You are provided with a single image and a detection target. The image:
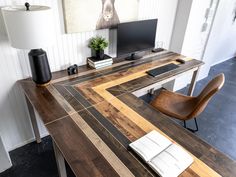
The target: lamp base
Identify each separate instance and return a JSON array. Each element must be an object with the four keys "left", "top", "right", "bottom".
[
  {"left": 28, "top": 49, "right": 52, "bottom": 86},
  {"left": 36, "top": 81, "right": 51, "bottom": 87}
]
